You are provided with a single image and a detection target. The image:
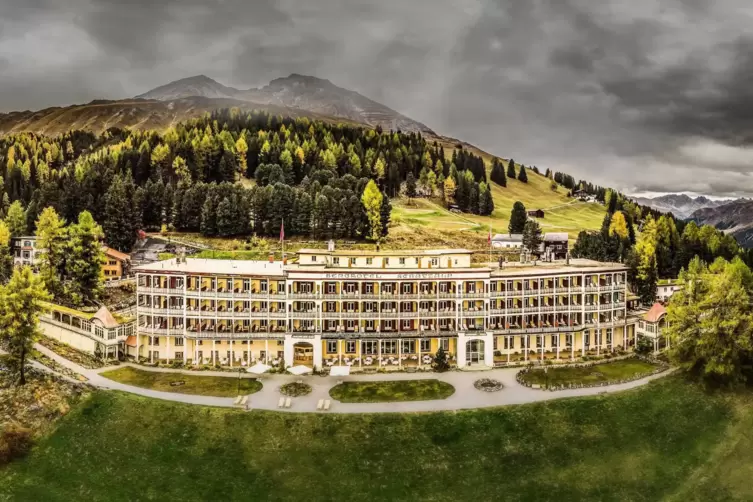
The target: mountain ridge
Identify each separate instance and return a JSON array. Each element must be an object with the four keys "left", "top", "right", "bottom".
[
  {"left": 135, "top": 73, "right": 434, "bottom": 135},
  {"left": 690, "top": 199, "right": 753, "bottom": 247},
  {"left": 631, "top": 193, "right": 734, "bottom": 219}
]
